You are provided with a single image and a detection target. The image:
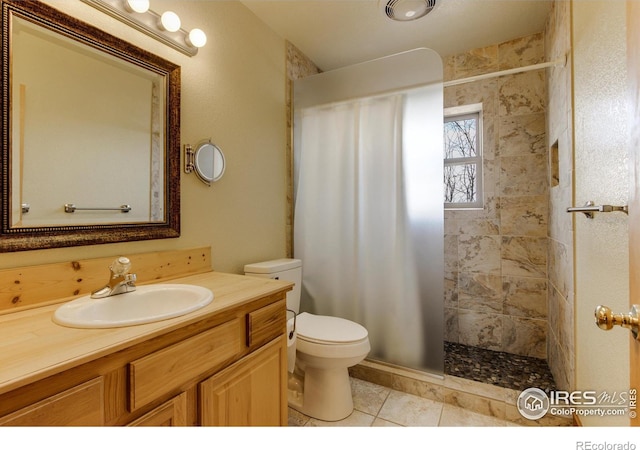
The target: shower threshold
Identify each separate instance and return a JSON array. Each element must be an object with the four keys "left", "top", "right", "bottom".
[{"left": 350, "top": 350, "right": 570, "bottom": 425}]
